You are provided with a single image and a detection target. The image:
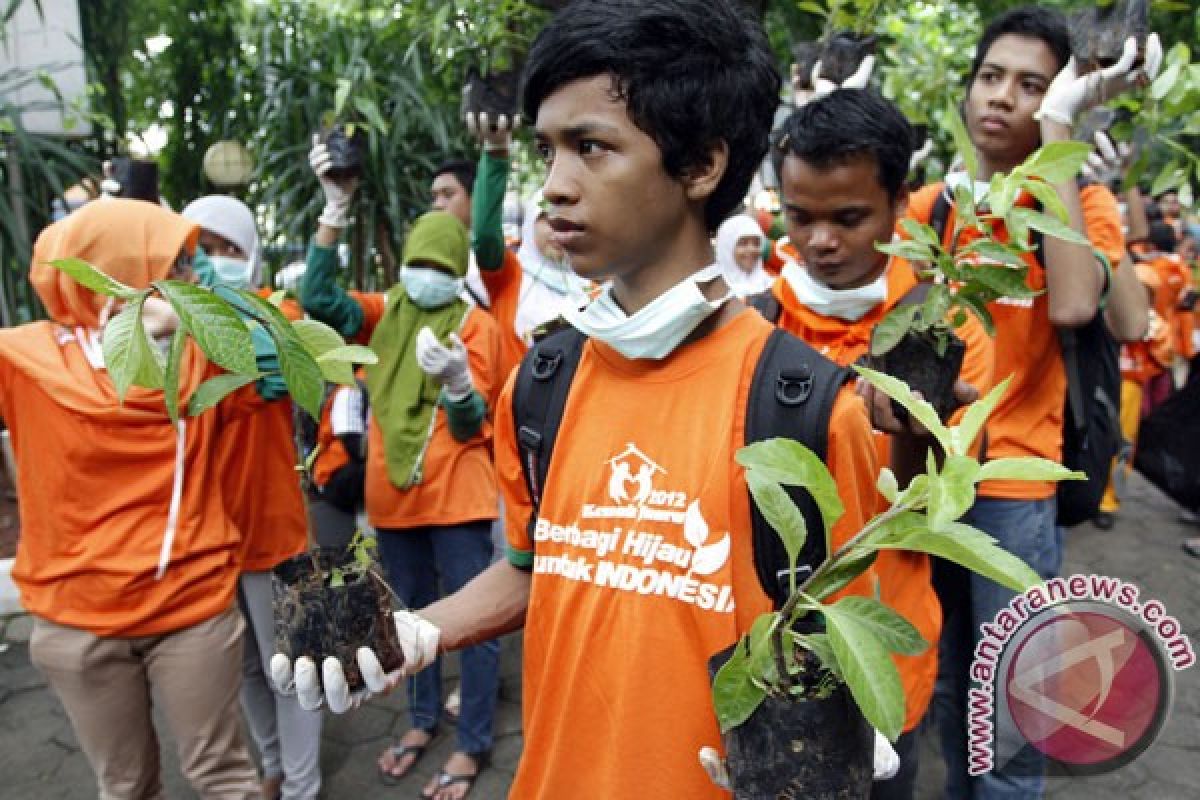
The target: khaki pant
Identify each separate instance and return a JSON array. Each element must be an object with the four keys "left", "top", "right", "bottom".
[{"left": 30, "top": 607, "right": 260, "bottom": 800}]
